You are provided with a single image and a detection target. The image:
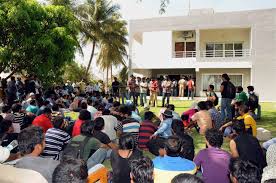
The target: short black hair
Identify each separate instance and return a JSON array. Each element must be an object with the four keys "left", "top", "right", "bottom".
[
  {"left": 209, "top": 85, "right": 214, "bottom": 90},
  {"left": 165, "top": 136, "right": 181, "bottom": 157},
  {"left": 18, "top": 126, "right": 44, "bottom": 155},
  {"left": 42, "top": 100, "right": 50, "bottom": 106},
  {"left": 53, "top": 158, "right": 88, "bottom": 183},
  {"left": 52, "top": 116, "right": 64, "bottom": 129},
  {"left": 80, "top": 101, "right": 87, "bottom": 110},
  {"left": 197, "top": 101, "right": 207, "bottom": 110},
  {"left": 144, "top": 111, "right": 154, "bottom": 121},
  {"left": 87, "top": 98, "right": 93, "bottom": 105},
  {"left": 78, "top": 110, "right": 91, "bottom": 121},
  {"left": 119, "top": 105, "right": 131, "bottom": 116},
  {"left": 167, "top": 104, "right": 175, "bottom": 111},
  {"left": 130, "top": 157, "right": 154, "bottom": 183},
  {"left": 222, "top": 73, "right": 230, "bottom": 81},
  {"left": 239, "top": 105, "right": 249, "bottom": 114},
  {"left": 247, "top": 86, "right": 254, "bottom": 92},
  {"left": 237, "top": 86, "right": 243, "bottom": 92},
  {"left": 0, "top": 119, "right": 12, "bottom": 134},
  {"left": 80, "top": 120, "right": 94, "bottom": 137},
  {"left": 94, "top": 117, "right": 105, "bottom": 131},
  {"left": 2, "top": 105, "right": 11, "bottom": 113},
  {"left": 119, "top": 133, "right": 135, "bottom": 150},
  {"left": 113, "top": 101, "right": 120, "bottom": 108},
  {"left": 147, "top": 138, "right": 166, "bottom": 156},
  {"left": 11, "top": 103, "right": 22, "bottom": 113},
  {"left": 171, "top": 119, "right": 185, "bottom": 136},
  {"left": 229, "top": 158, "right": 261, "bottom": 183},
  {"left": 52, "top": 104, "right": 59, "bottom": 111},
  {"left": 205, "top": 100, "right": 214, "bottom": 109},
  {"left": 232, "top": 120, "right": 246, "bottom": 134},
  {"left": 181, "top": 114, "right": 189, "bottom": 121},
  {"left": 205, "top": 128, "right": 223, "bottom": 148},
  {"left": 43, "top": 107, "right": 52, "bottom": 114},
  {"left": 29, "top": 99, "right": 36, "bottom": 106},
  {"left": 178, "top": 134, "right": 195, "bottom": 161},
  {"left": 102, "top": 109, "right": 110, "bottom": 115},
  {"left": 171, "top": 173, "right": 203, "bottom": 183}
]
